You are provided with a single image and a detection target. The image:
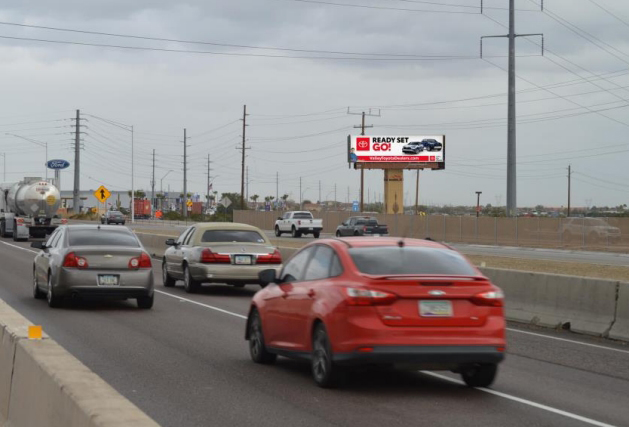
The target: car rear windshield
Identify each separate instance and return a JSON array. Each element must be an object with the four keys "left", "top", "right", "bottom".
[
  {"left": 348, "top": 247, "right": 477, "bottom": 276},
  {"left": 293, "top": 213, "right": 313, "bottom": 219},
  {"left": 201, "top": 230, "right": 266, "bottom": 243},
  {"left": 109, "top": 212, "right": 123, "bottom": 217},
  {"left": 68, "top": 229, "right": 139, "bottom": 247}
]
